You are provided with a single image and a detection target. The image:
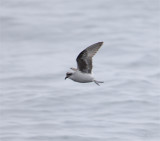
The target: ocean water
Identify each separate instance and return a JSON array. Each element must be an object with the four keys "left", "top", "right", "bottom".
[{"left": 0, "top": 0, "right": 160, "bottom": 141}]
